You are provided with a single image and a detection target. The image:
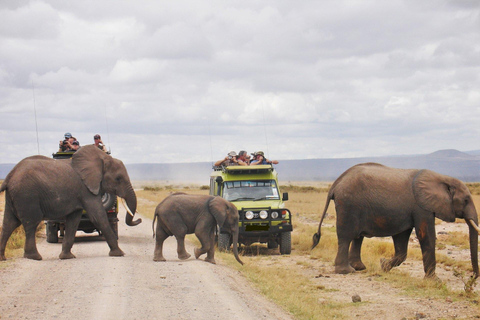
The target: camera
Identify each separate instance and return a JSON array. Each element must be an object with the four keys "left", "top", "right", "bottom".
[{"left": 62, "top": 140, "right": 69, "bottom": 145}]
